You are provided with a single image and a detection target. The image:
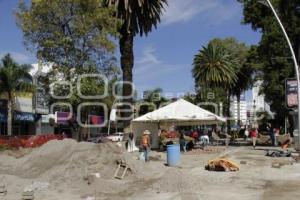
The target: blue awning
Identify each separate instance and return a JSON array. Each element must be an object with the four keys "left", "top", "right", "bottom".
[
  {"left": 14, "top": 112, "right": 36, "bottom": 122},
  {"left": 0, "top": 111, "right": 37, "bottom": 122}
]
